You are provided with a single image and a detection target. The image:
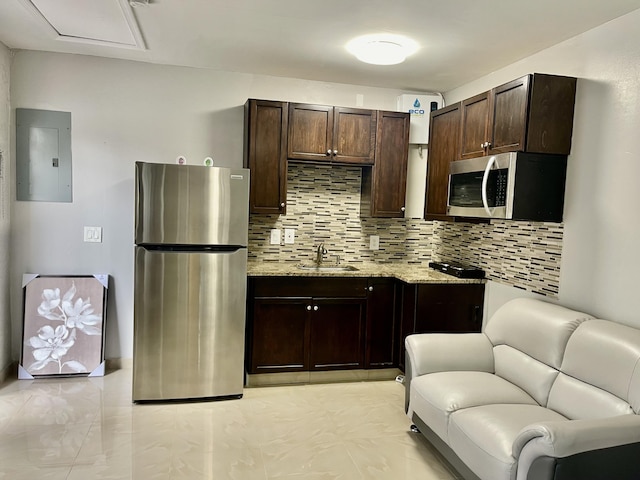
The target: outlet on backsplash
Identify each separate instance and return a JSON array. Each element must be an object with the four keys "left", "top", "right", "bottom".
[{"left": 284, "top": 228, "right": 295, "bottom": 244}]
